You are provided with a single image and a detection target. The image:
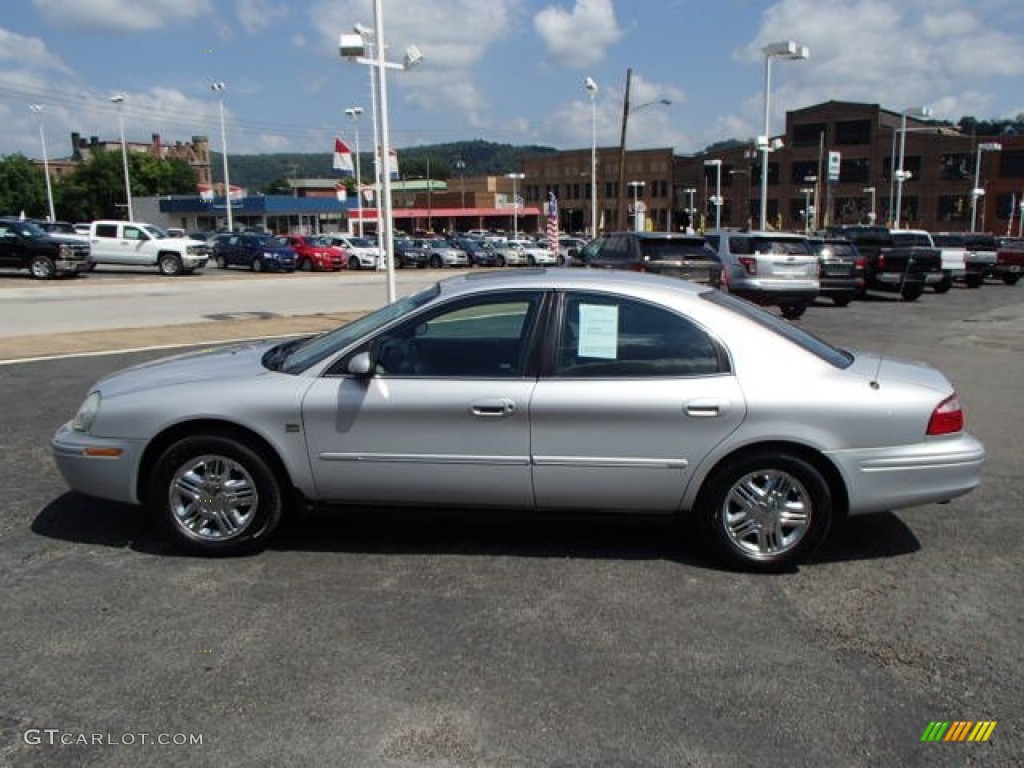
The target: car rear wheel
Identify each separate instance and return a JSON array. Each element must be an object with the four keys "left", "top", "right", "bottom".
[
  {"left": 29, "top": 255, "right": 57, "bottom": 280},
  {"left": 699, "top": 451, "right": 832, "bottom": 572},
  {"left": 832, "top": 293, "right": 854, "bottom": 307},
  {"left": 430, "top": 255, "right": 442, "bottom": 269},
  {"left": 216, "top": 255, "right": 227, "bottom": 269},
  {"left": 900, "top": 283, "right": 924, "bottom": 301},
  {"left": 964, "top": 274, "right": 984, "bottom": 289},
  {"left": 299, "top": 258, "right": 313, "bottom": 271},
  {"left": 158, "top": 253, "right": 183, "bottom": 276},
  {"left": 150, "top": 435, "right": 283, "bottom": 556},
  {"left": 251, "top": 258, "right": 263, "bottom": 272},
  {"left": 496, "top": 255, "right": 506, "bottom": 267},
  {"left": 780, "top": 303, "right": 808, "bottom": 320},
  {"left": 933, "top": 273, "right": 953, "bottom": 293},
  {"left": 1002, "top": 274, "right": 1020, "bottom": 286}
]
